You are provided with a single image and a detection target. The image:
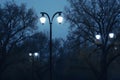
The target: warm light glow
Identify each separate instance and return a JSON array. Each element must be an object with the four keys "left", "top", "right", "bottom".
[
  {"left": 34, "top": 52, "right": 39, "bottom": 57},
  {"left": 29, "top": 53, "right": 32, "bottom": 56},
  {"left": 40, "top": 16, "right": 46, "bottom": 24},
  {"left": 57, "top": 16, "right": 63, "bottom": 24},
  {"left": 109, "top": 33, "right": 114, "bottom": 38},
  {"left": 95, "top": 34, "right": 101, "bottom": 40}
]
